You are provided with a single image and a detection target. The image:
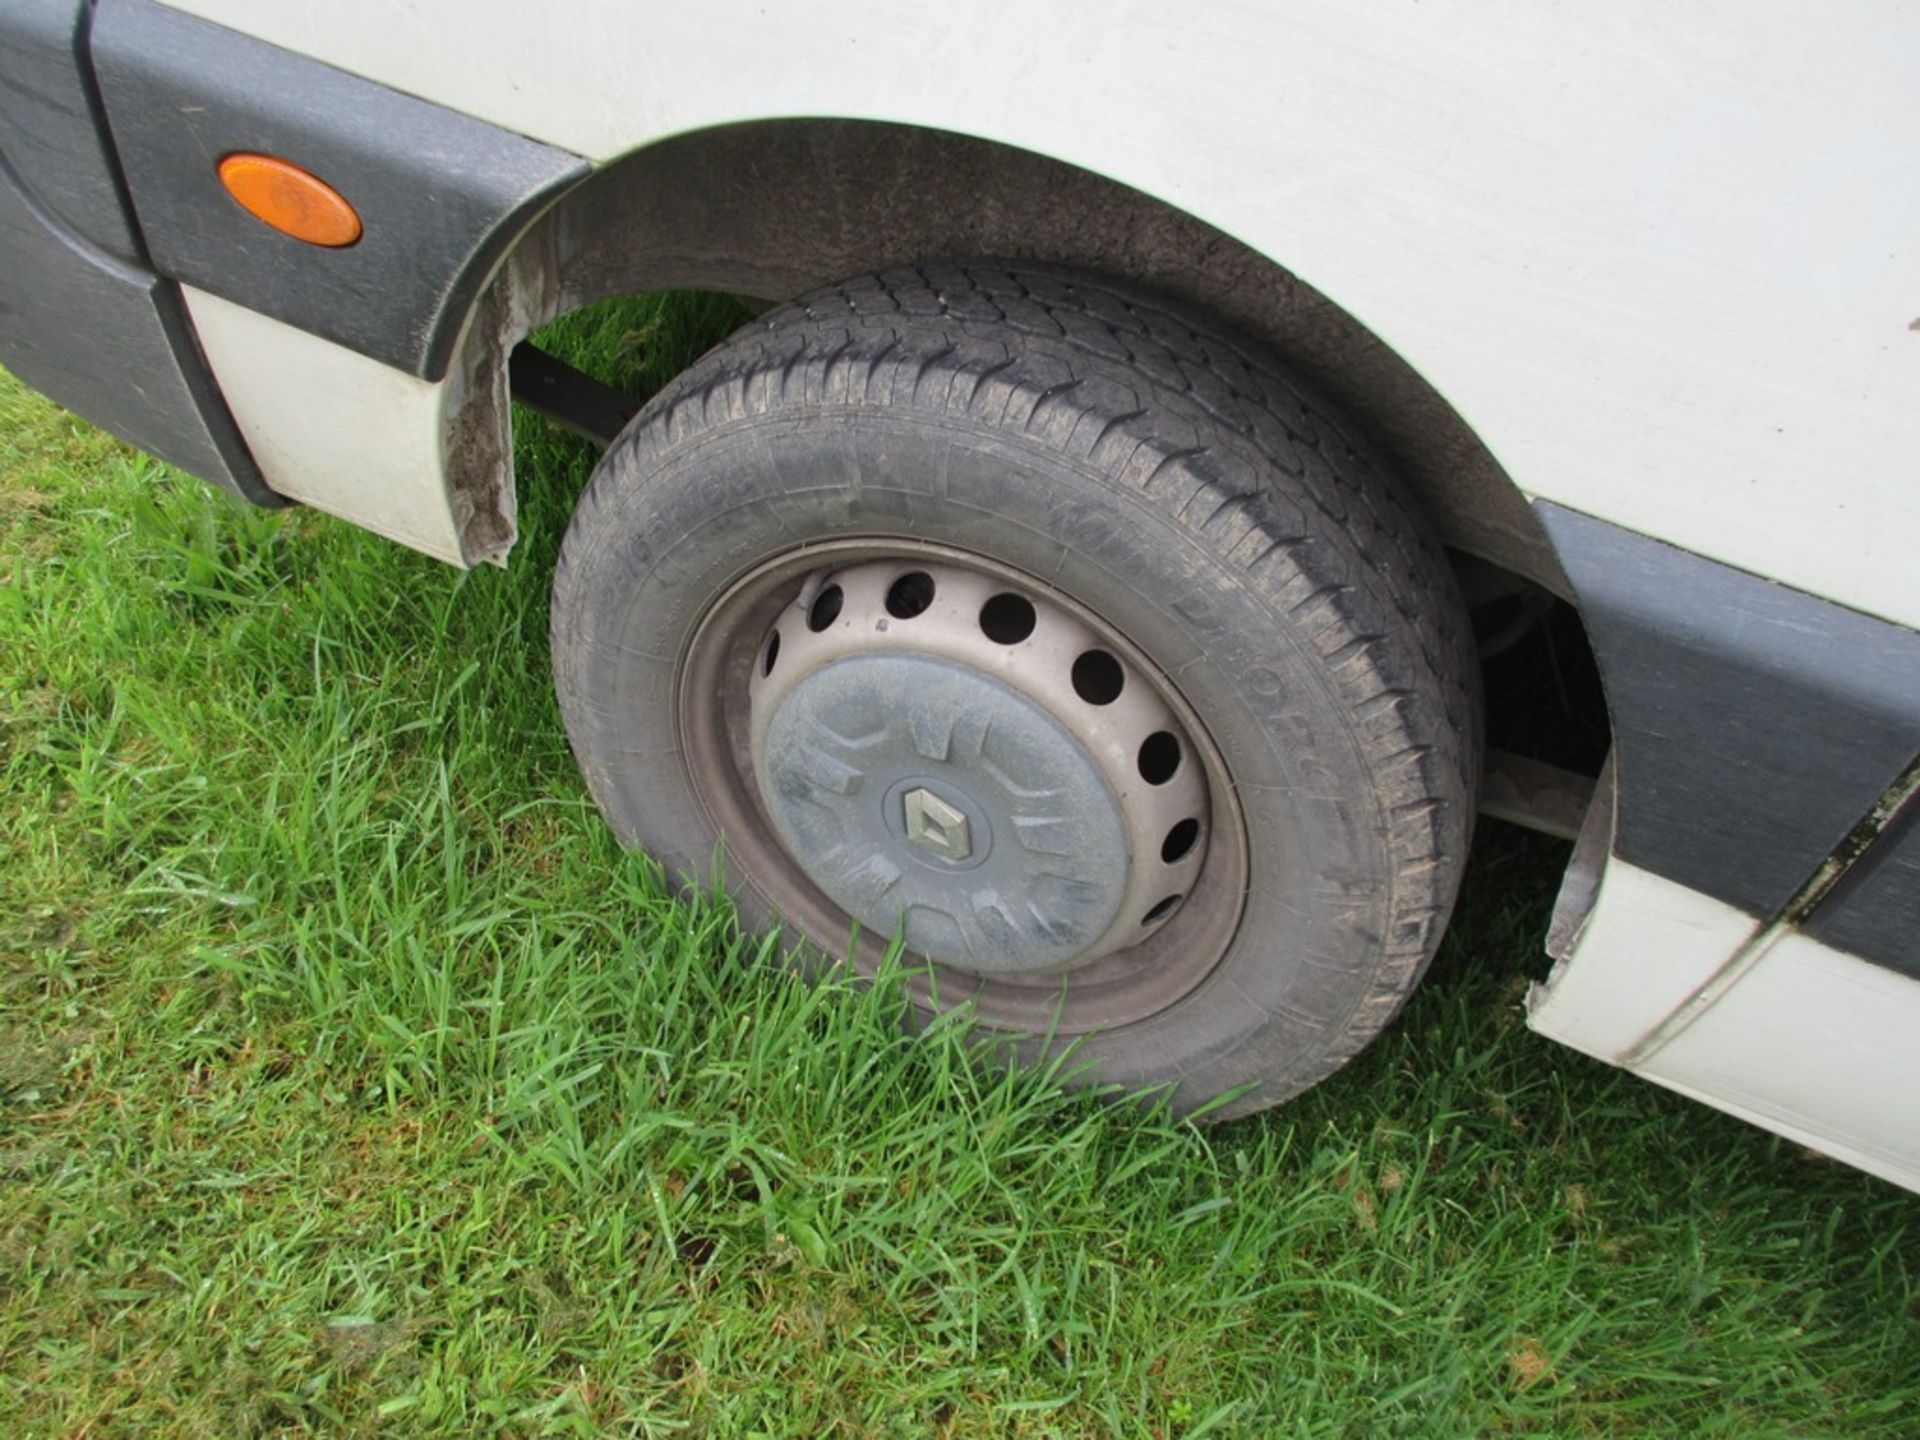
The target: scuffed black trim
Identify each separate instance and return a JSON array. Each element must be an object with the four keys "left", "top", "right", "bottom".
[
  {"left": 1536, "top": 502, "right": 1920, "bottom": 924},
  {"left": 0, "top": 0, "right": 143, "bottom": 263},
  {"left": 0, "top": 0, "right": 278, "bottom": 505},
  {"left": 1804, "top": 776, "right": 1920, "bottom": 980},
  {"left": 91, "top": 0, "right": 587, "bottom": 381},
  {"left": 0, "top": 156, "right": 281, "bottom": 506}
]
